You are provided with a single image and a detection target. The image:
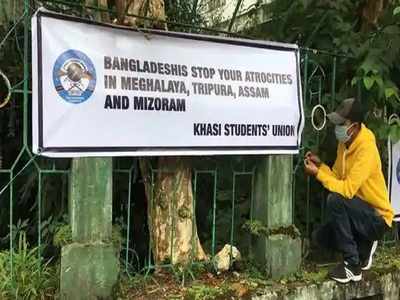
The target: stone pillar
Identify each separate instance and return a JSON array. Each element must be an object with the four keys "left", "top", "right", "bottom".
[
  {"left": 60, "top": 158, "right": 119, "bottom": 300},
  {"left": 252, "top": 155, "right": 301, "bottom": 279}
]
